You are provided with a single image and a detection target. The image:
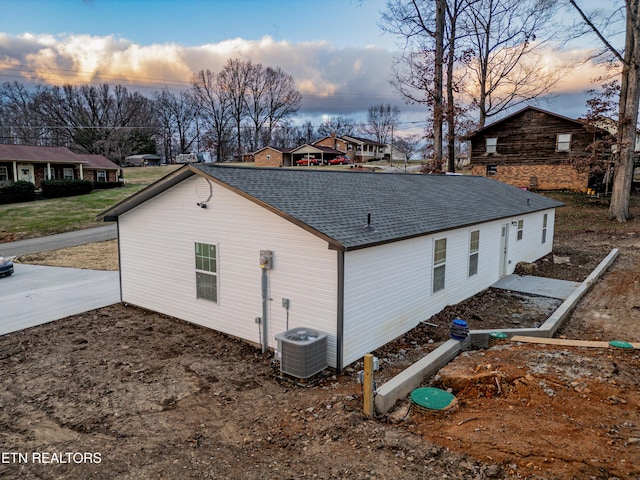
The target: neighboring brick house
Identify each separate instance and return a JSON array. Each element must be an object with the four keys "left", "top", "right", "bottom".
[
  {"left": 254, "top": 146, "right": 293, "bottom": 167},
  {"left": 467, "top": 106, "right": 612, "bottom": 192},
  {"left": 75, "top": 153, "right": 122, "bottom": 183},
  {"left": 0, "top": 144, "right": 87, "bottom": 189},
  {"left": 314, "top": 134, "right": 386, "bottom": 163},
  {"left": 0, "top": 144, "right": 124, "bottom": 189}
]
